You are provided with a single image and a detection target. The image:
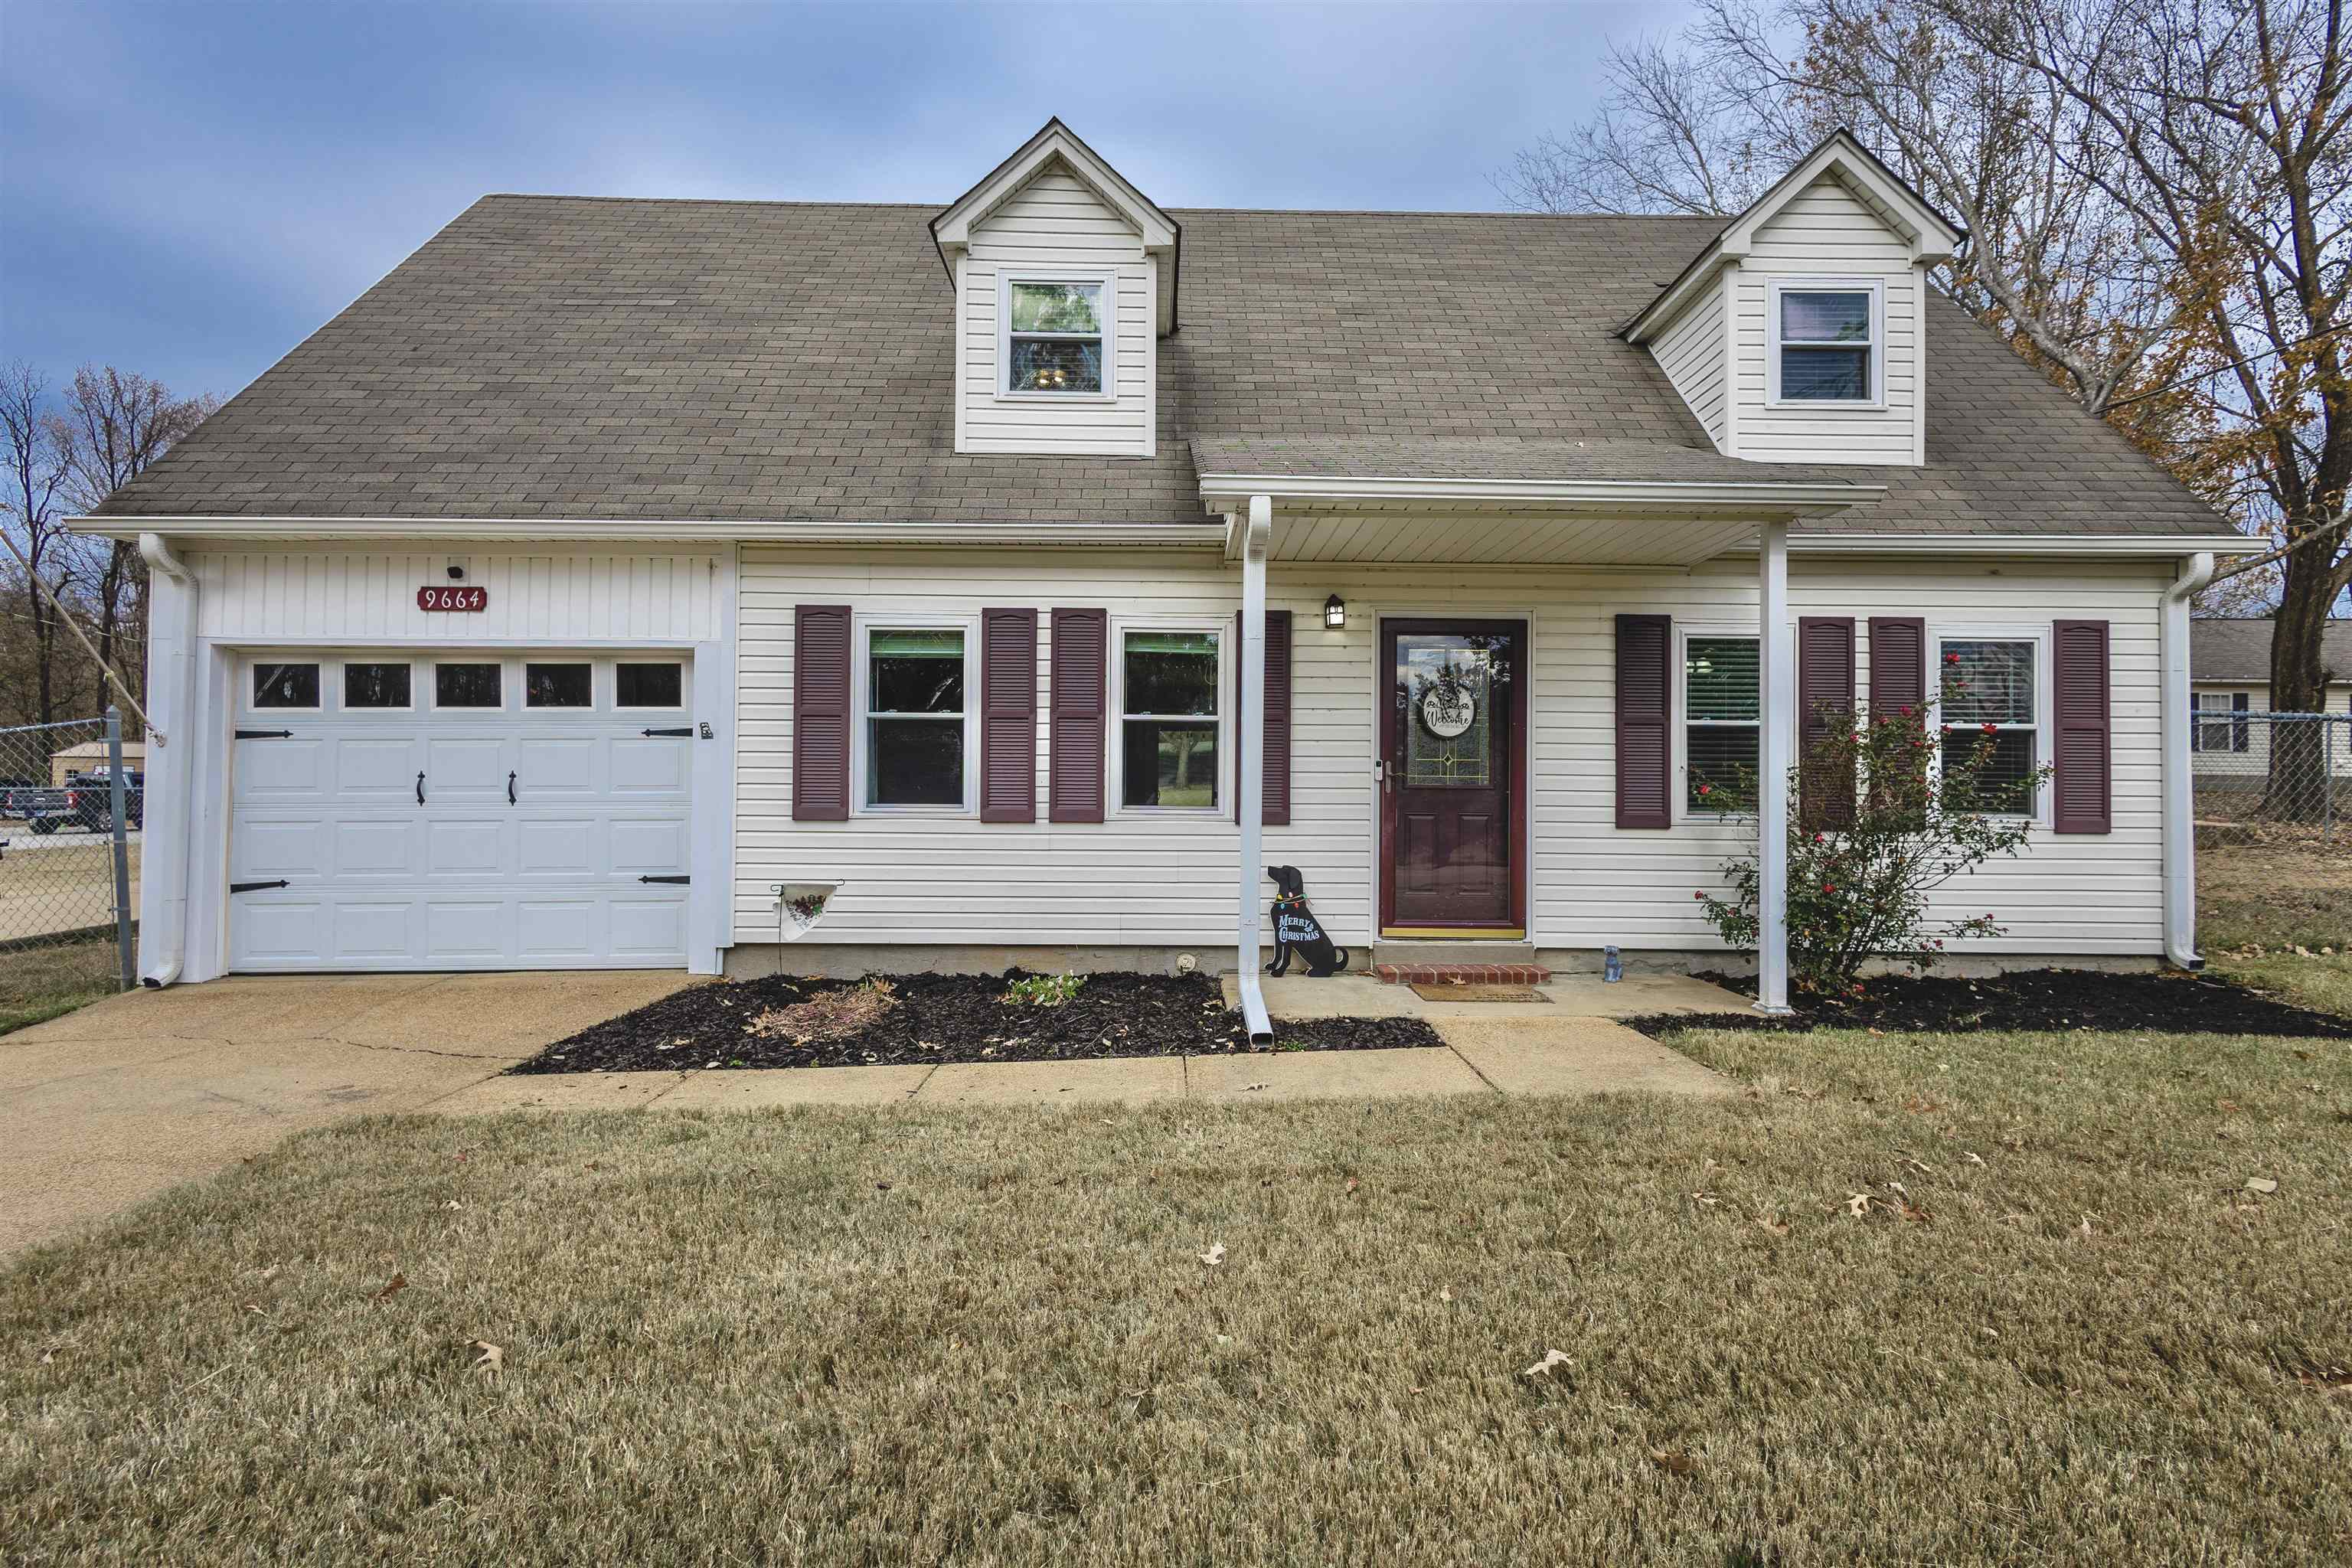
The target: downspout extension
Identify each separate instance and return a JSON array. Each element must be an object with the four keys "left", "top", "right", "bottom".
[
  {"left": 1235, "top": 496, "right": 1275, "bottom": 1047},
  {"left": 137, "top": 532, "right": 195, "bottom": 988},
  {"left": 2161, "top": 551, "right": 2216, "bottom": 972}
]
